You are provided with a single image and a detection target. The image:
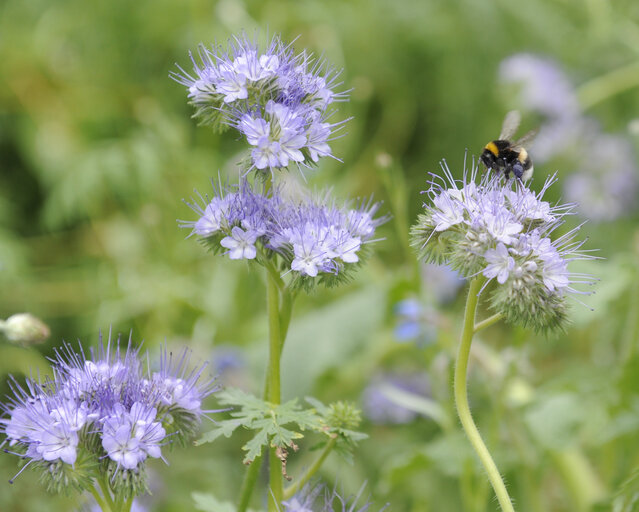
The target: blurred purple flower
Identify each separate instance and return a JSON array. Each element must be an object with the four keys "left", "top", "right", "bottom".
[
  {"left": 362, "top": 373, "right": 431, "bottom": 425},
  {"left": 499, "top": 53, "right": 579, "bottom": 119}
]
